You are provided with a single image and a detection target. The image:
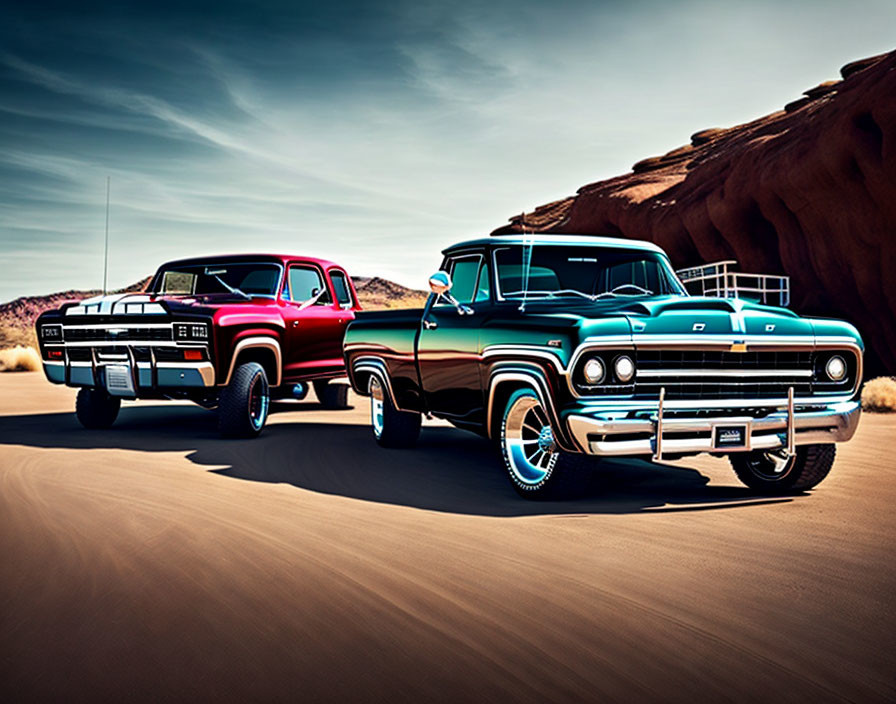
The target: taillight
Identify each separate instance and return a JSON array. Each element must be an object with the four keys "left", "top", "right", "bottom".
[
  {"left": 184, "top": 349, "right": 203, "bottom": 361},
  {"left": 48, "top": 350, "right": 63, "bottom": 359}
]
